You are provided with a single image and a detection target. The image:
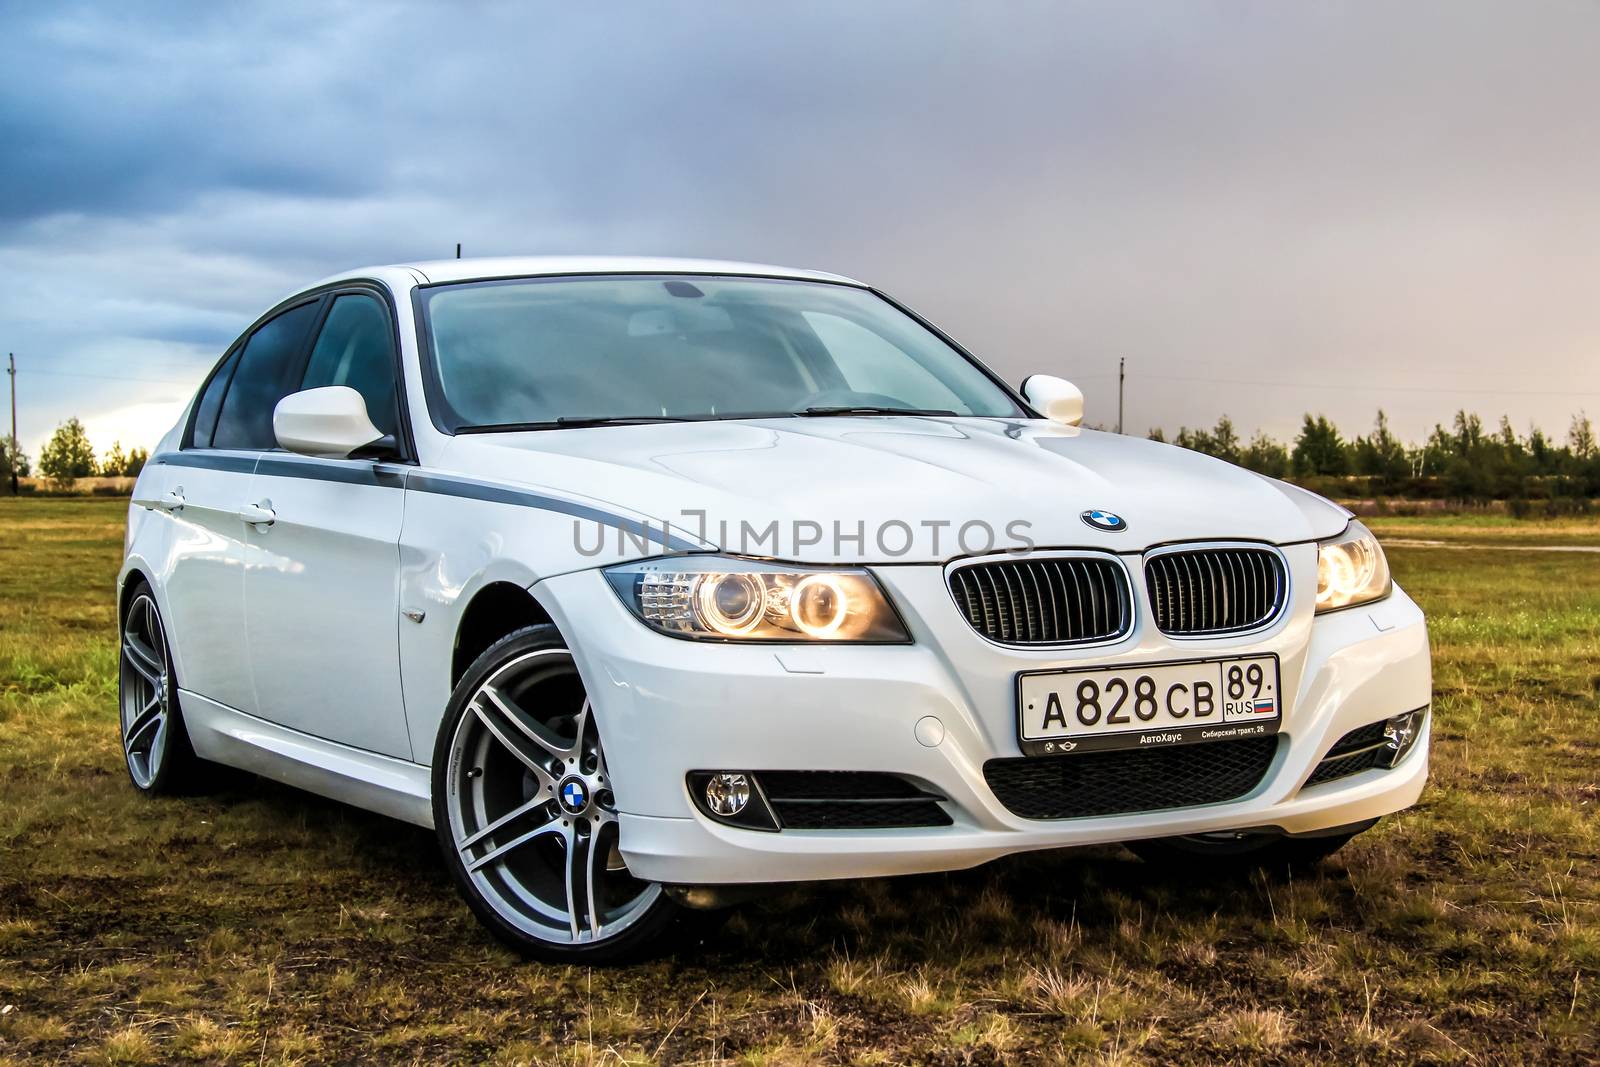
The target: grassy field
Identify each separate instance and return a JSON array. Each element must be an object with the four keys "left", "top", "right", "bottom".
[{"left": 1, "top": 499, "right": 1595, "bottom": 1065}]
